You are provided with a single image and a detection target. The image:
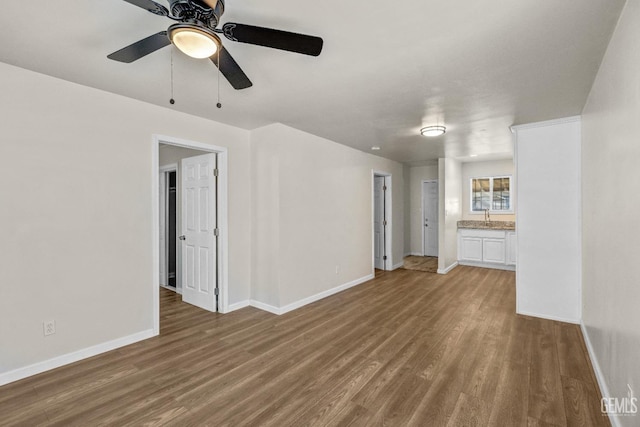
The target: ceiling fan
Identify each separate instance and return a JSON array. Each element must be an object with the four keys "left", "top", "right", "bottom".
[{"left": 107, "top": 0, "right": 324, "bottom": 90}]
